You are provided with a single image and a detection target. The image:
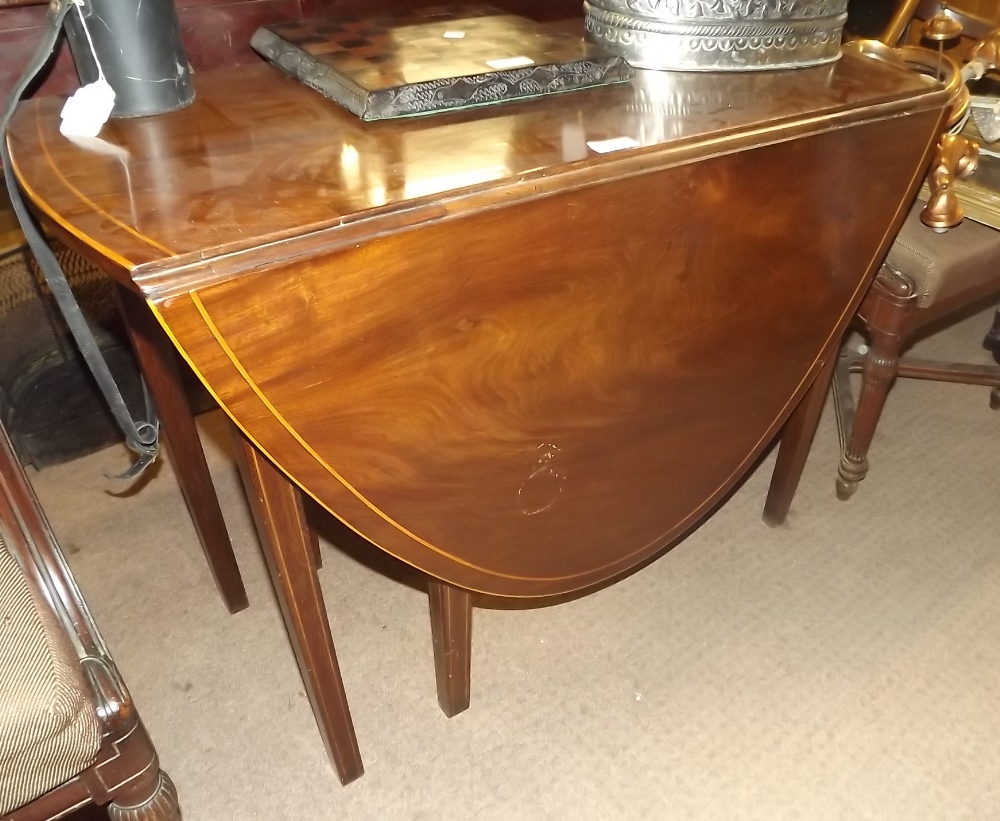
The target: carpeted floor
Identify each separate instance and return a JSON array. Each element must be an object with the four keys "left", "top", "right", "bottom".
[{"left": 33, "top": 309, "right": 1000, "bottom": 821}]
